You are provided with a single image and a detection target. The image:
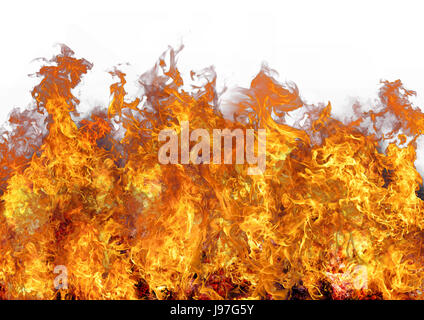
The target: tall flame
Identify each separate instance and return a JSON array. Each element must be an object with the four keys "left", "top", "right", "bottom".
[{"left": 0, "top": 45, "right": 423, "bottom": 300}]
